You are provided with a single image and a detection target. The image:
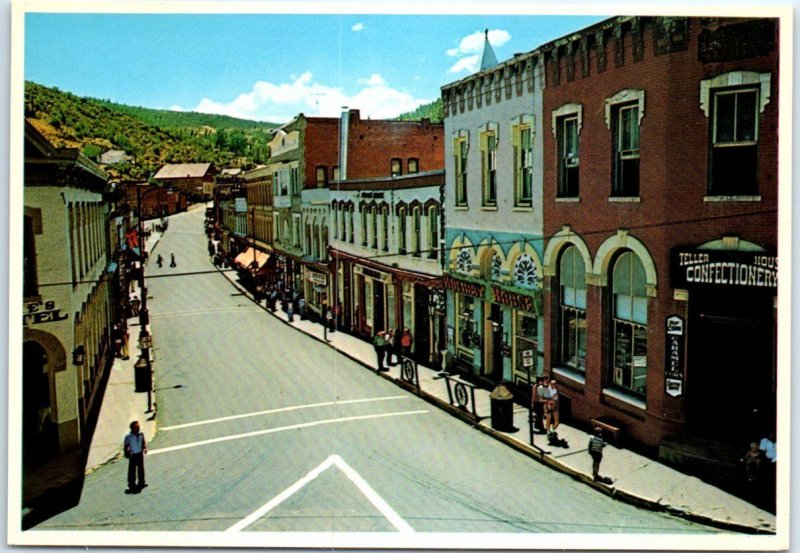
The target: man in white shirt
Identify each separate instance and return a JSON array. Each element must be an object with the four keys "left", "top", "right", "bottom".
[{"left": 124, "top": 420, "right": 147, "bottom": 492}]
